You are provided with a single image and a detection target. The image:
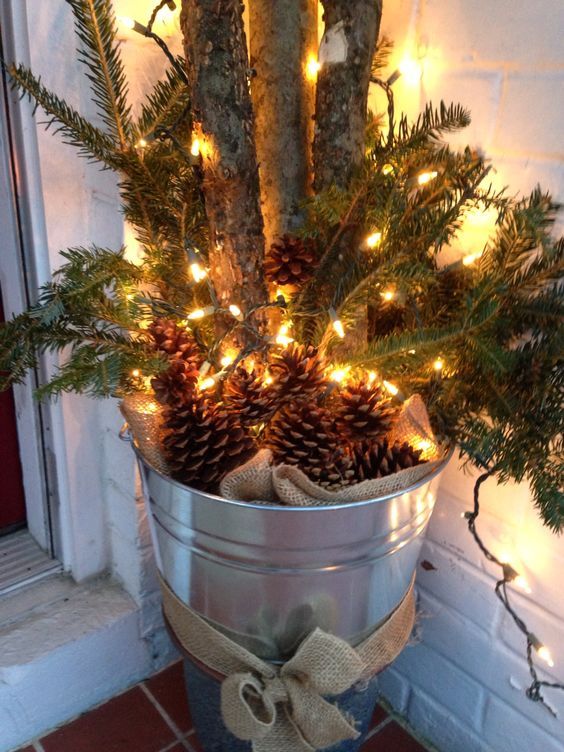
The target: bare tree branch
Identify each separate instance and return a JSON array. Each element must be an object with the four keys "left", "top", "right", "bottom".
[
  {"left": 313, "top": 0, "right": 383, "bottom": 191},
  {"left": 249, "top": 0, "right": 318, "bottom": 249},
  {"left": 180, "top": 0, "right": 268, "bottom": 317}
]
